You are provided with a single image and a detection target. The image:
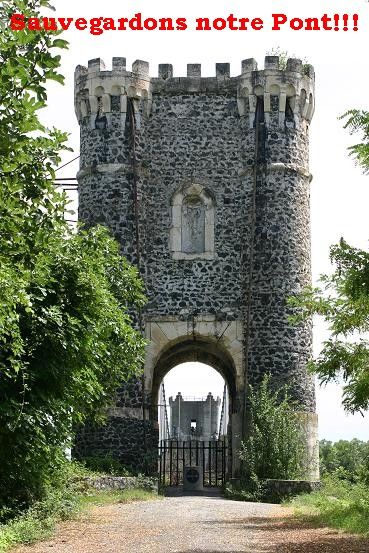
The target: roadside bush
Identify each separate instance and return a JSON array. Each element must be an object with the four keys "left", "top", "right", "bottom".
[
  {"left": 225, "top": 475, "right": 267, "bottom": 502},
  {"left": 226, "top": 375, "right": 306, "bottom": 502},
  {"left": 240, "top": 374, "right": 305, "bottom": 481},
  {"left": 81, "top": 456, "right": 134, "bottom": 476},
  {"left": 292, "top": 475, "right": 369, "bottom": 535},
  {"left": 0, "top": 460, "right": 90, "bottom": 524},
  {"left": 0, "top": 460, "right": 158, "bottom": 552}
]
